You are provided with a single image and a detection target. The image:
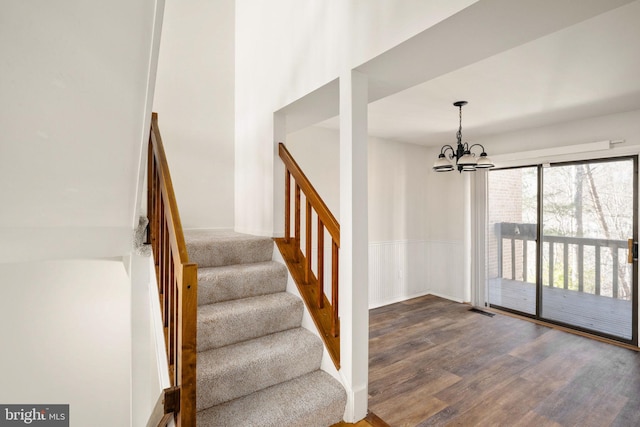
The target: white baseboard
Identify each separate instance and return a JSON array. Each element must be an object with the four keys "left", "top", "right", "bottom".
[
  {"left": 426, "top": 291, "right": 466, "bottom": 304},
  {"left": 368, "top": 289, "right": 432, "bottom": 309}
]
